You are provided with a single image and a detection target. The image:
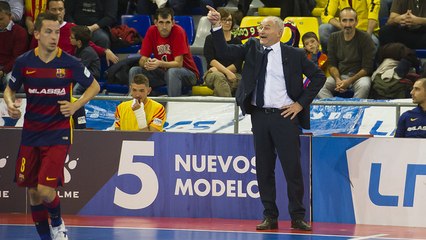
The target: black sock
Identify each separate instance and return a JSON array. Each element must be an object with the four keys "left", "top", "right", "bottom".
[{"left": 31, "top": 204, "right": 51, "bottom": 240}]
